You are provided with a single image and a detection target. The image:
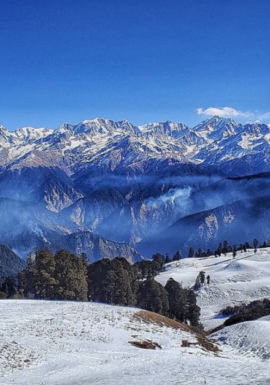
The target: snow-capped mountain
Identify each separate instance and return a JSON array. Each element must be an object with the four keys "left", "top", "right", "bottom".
[
  {"left": 0, "top": 116, "right": 270, "bottom": 259},
  {"left": 1, "top": 116, "right": 270, "bottom": 176}
]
